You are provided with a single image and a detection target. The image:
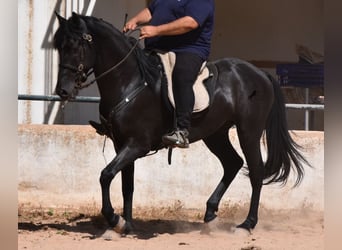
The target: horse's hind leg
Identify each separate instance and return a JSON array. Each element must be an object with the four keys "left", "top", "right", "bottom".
[
  {"left": 236, "top": 126, "right": 265, "bottom": 231},
  {"left": 203, "top": 128, "right": 244, "bottom": 223}
]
